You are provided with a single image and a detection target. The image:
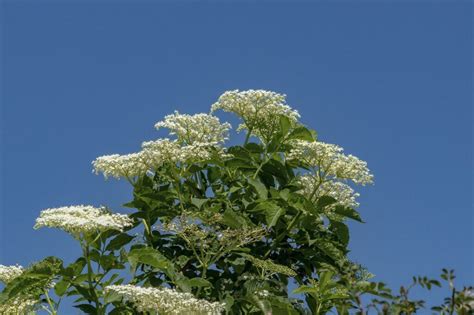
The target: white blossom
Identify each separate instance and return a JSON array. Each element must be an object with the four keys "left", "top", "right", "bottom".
[
  {"left": 93, "top": 138, "right": 231, "bottom": 181},
  {"left": 142, "top": 139, "right": 230, "bottom": 167},
  {"left": 256, "top": 289, "right": 270, "bottom": 298},
  {"left": 141, "top": 138, "right": 183, "bottom": 166},
  {"left": 34, "top": 205, "right": 133, "bottom": 237},
  {"left": 211, "top": 89, "right": 300, "bottom": 142},
  {"left": 105, "top": 284, "right": 225, "bottom": 315},
  {"left": 288, "top": 140, "right": 374, "bottom": 185},
  {"left": 464, "top": 289, "right": 474, "bottom": 309},
  {"left": 92, "top": 152, "right": 148, "bottom": 180},
  {"left": 297, "top": 174, "right": 360, "bottom": 209},
  {"left": 155, "top": 111, "right": 231, "bottom": 145},
  {"left": 0, "top": 296, "right": 38, "bottom": 315},
  {"left": 0, "top": 265, "right": 23, "bottom": 284}
]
